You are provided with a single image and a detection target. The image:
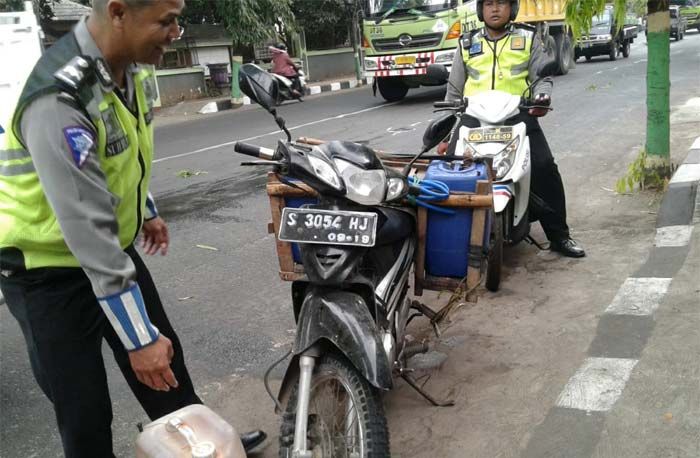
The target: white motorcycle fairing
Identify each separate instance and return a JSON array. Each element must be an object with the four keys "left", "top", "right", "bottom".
[
  {"left": 465, "top": 90, "right": 521, "bottom": 125},
  {"left": 453, "top": 90, "right": 532, "bottom": 229}
]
